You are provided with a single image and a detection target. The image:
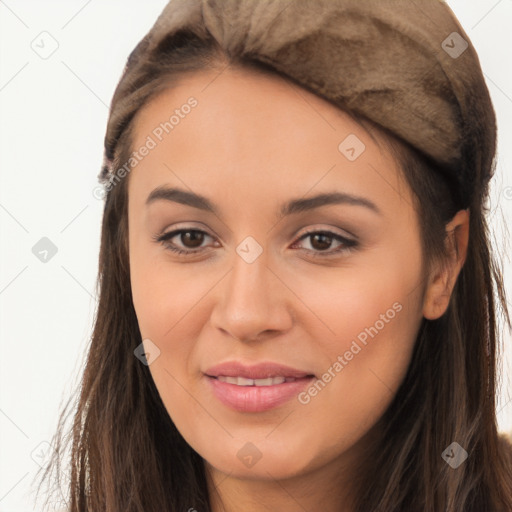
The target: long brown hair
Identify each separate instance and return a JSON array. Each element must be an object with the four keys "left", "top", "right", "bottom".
[{"left": 35, "top": 9, "right": 512, "bottom": 512}]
